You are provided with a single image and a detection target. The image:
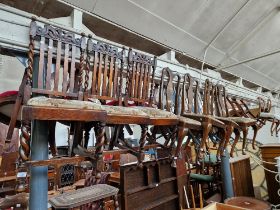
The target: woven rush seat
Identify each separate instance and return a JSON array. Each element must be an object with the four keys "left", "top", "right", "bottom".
[
  {"left": 259, "top": 112, "right": 280, "bottom": 120},
  {"left": 49, "top": 184, "right": 118, "bottom": 209}
]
